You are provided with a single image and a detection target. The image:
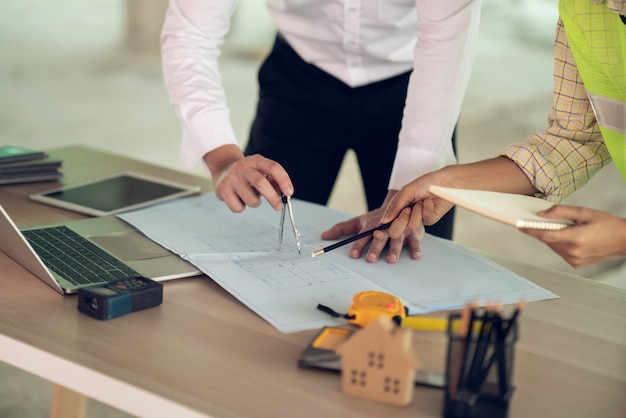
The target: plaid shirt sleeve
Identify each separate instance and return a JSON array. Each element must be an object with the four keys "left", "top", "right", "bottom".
[{"left": 500, "top": 18, "right": 611, "bottom": 202}]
